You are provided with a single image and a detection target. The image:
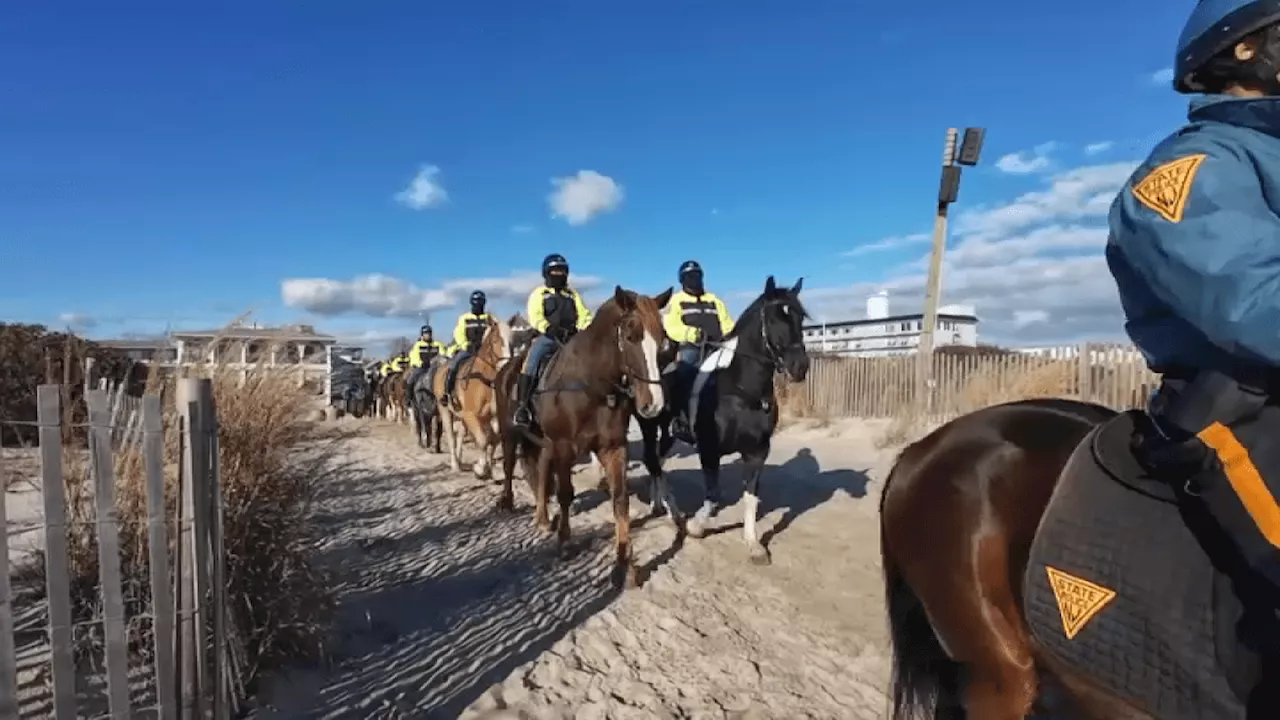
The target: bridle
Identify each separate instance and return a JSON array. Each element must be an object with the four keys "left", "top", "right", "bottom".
[
  {"left": 701, "top": 301, "right": 806, "bottom": 381},
  {"left": 613, "top": 311, "right": 663, "bottom": 400}
]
